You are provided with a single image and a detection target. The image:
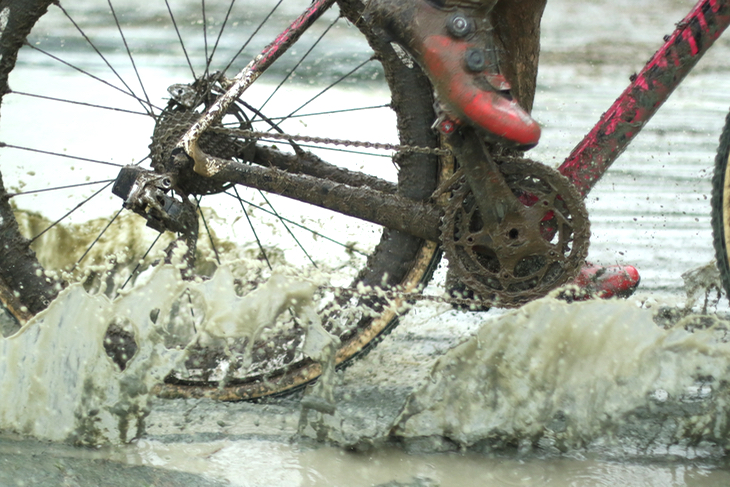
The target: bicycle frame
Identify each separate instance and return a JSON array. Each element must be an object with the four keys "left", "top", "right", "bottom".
[
  {"left": 175, "top": 0, "right": 730, "bottom": 240},
  {"left": 559, "top": 0, "right": 730, "bottom": 197}
]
